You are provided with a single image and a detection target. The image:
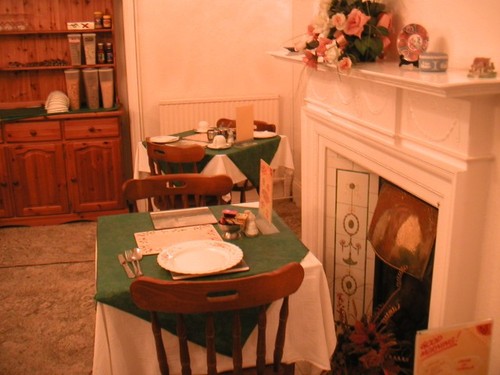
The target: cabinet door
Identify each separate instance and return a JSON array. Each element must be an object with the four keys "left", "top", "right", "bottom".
[
  {"left": 0, "top": 147, "right": 14, "bottom": 218},
  {"left": 7, "top": 144, "right": 70, "bottom": 217},
  {"left": 65, "top": 140, "right": 123, "bottom": 212}
]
